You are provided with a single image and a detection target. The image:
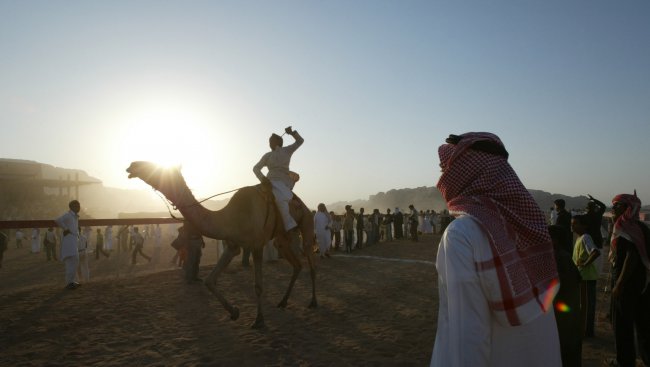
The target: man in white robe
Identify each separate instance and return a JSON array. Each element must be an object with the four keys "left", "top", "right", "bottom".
[
  {"left": 314, "top": 203, "right": 332, "bottom": 258},
  {"left": 31, "top": 228, "right": 41, "bottom": 253},
  {"left": 431, "top": 133, "right": 561, "bottom": 367},
  {"left": 55, "top": 200, "right": 81, "bottom": 289},
  {"left": 104, "top": 225, "right": 113, "bottom": 251},
  {"left": 253, "top": 126, "right": 304, "bottom": 232}
]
